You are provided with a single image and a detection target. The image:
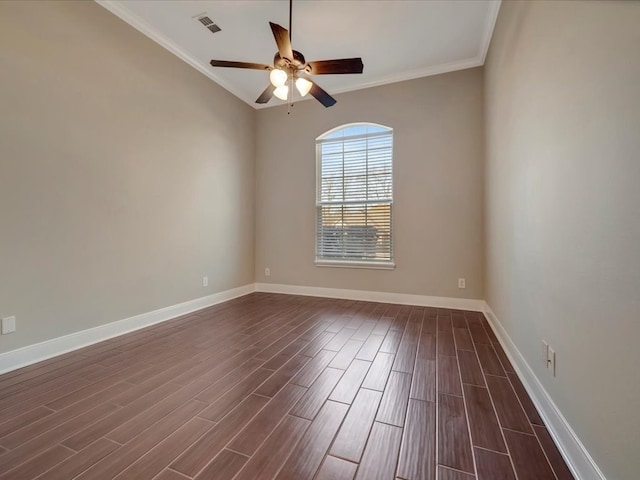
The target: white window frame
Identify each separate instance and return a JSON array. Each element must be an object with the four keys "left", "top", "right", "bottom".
[{"left": 315, "top": 123, "right": 395, "bottom": 270}]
